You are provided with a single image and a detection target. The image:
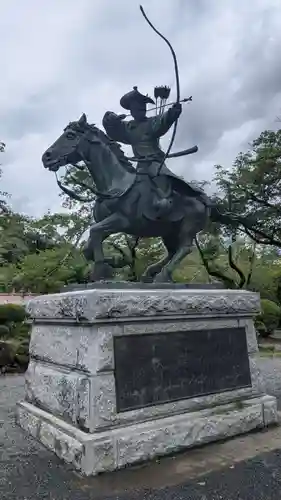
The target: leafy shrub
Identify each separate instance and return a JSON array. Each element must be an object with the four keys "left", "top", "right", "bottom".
[
  {"left": 0, "top": 304, "right": 30, "bottom": 366},
  {"left": 0, "top": 303, "right": 28, "bottom": 323},
  {"left": 254, "top": 319, "right": 267, "bottom": 337},
  {"left": 0, "top": 337, "right": 30, "bottom": 372},
  {"left": 255, "top": 299, "right": 281, "bottom": 338},
  {"left": 0, "top": 340, "right": 16, "bottom": 370},
  {"left": 10, "top": 321, "right": 31, "bottom": 340},
  {"left": 14, "top": 339, "right": 29, "bottom": 369}
]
